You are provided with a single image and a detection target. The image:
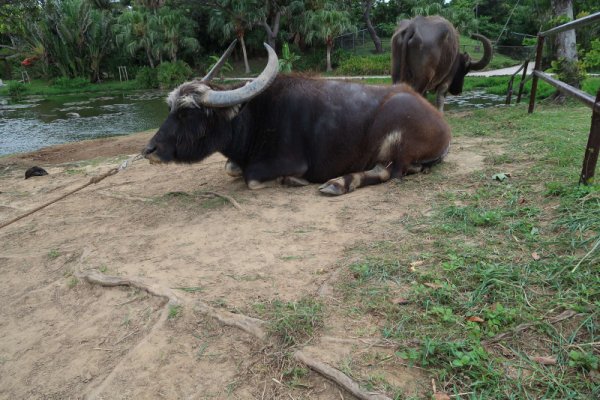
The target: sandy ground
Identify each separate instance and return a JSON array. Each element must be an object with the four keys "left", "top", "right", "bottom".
[{"left": 0, "top": 127, "right": 497, "bottom": 399}]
